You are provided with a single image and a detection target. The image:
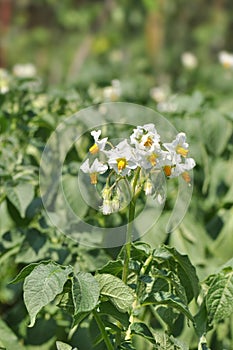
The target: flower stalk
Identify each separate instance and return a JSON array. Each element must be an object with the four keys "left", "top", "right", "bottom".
[
  {"left": 80, "top": 124, "right": 196, "bottom": 281},
  {"left": 122, "top": 166, "right": 141, "bottom": 284}
]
